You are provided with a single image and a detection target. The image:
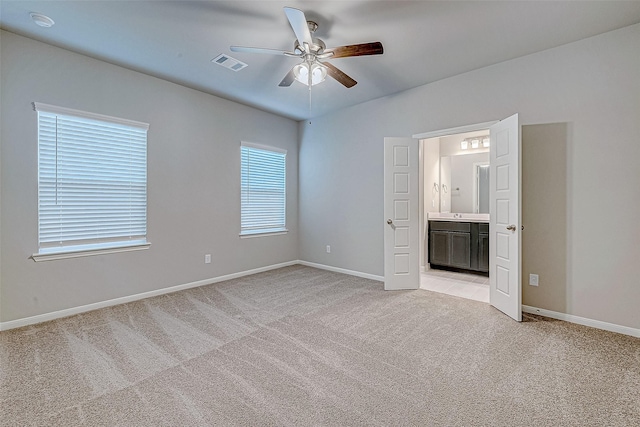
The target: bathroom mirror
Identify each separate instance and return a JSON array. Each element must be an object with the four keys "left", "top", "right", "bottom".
[
  {"left": 440, "top": 152, "right": 489, "bottom": 213},
  {"left": 423, "top": 129, "right": 490, "bottom": 215}
]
